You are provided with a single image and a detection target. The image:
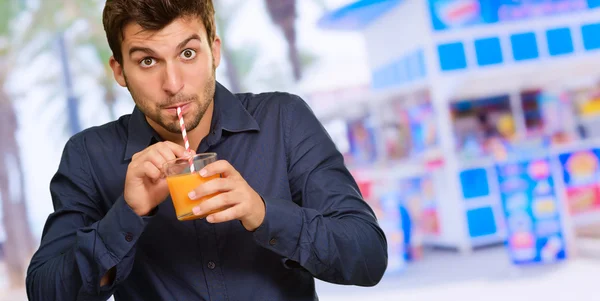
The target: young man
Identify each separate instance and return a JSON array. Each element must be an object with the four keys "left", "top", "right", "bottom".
[{"left": 26, "top": 0, "right": 388, "bottom": 300}]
